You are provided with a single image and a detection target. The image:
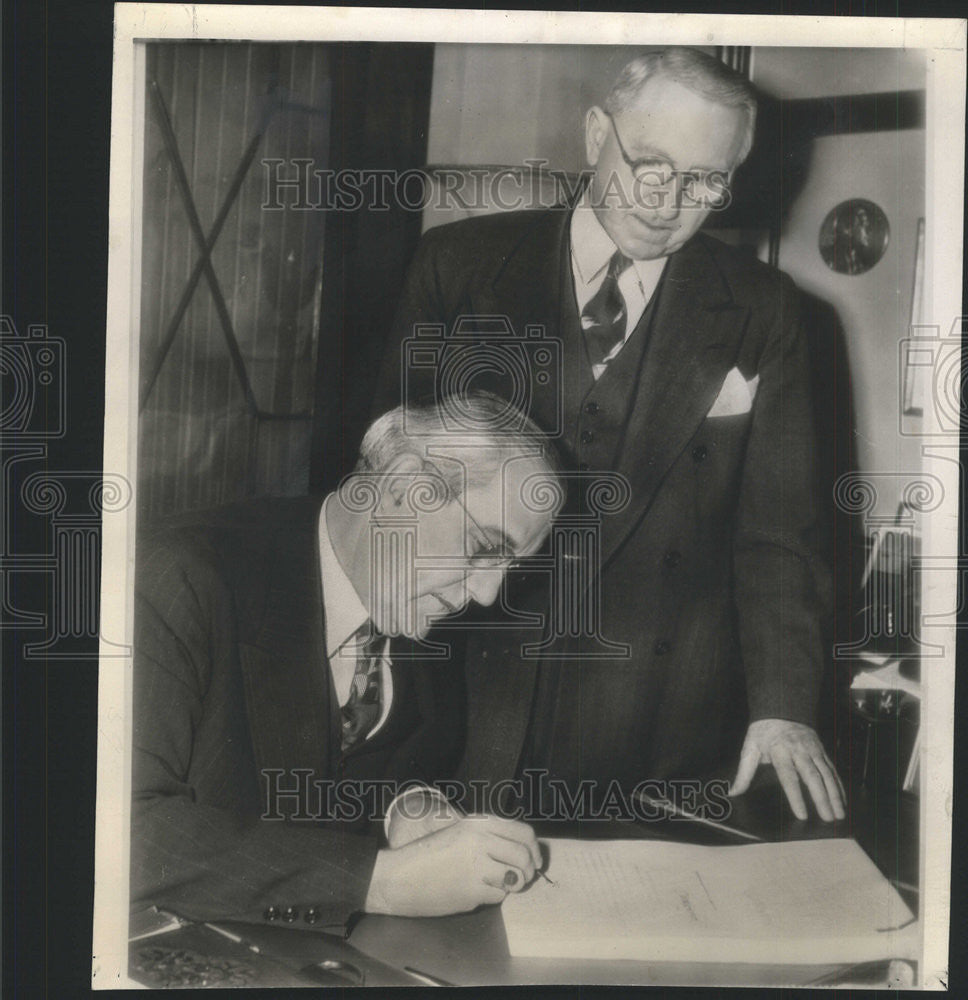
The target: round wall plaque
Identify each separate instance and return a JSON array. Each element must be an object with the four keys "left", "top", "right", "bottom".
[{"left": 818, "top": 199, "right": 890, "bottom": 276}]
